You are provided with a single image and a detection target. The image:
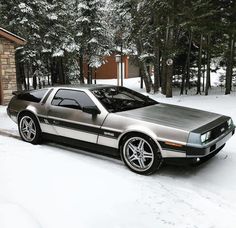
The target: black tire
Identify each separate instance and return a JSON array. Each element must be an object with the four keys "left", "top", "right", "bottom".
[
  {"left": 18, "top": 113, "right": 42, "bottom": 144},
  {"left": 120, "top": 133, "right": 163, "bottom": 175}
]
